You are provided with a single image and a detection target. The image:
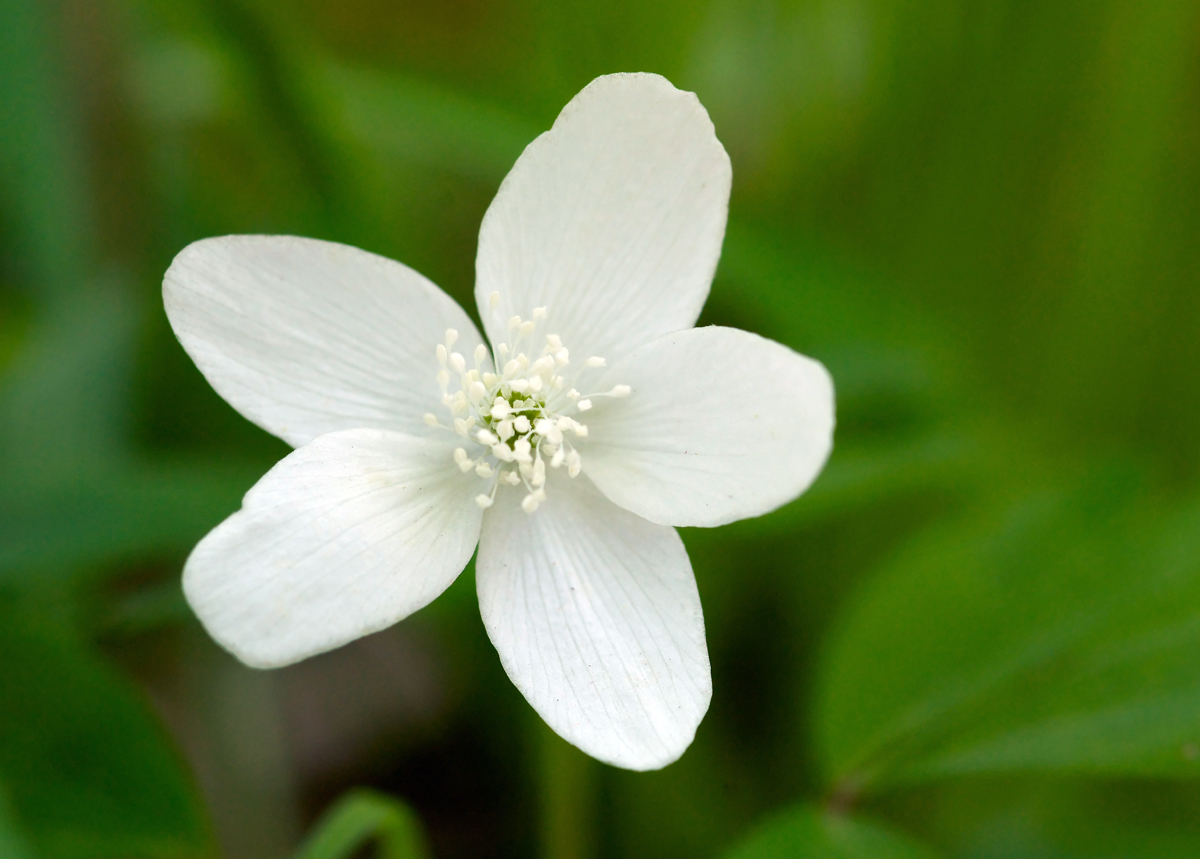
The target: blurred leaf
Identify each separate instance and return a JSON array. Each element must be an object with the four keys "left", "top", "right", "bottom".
[
  {"left": 0, "top": 282, "right": 140, "bottom": 477},
  {"left": 721, "top": 804, "right": 937, "bottom": 859},
  {"left": 897, "top": 777, "right": 1200, "bottom": 859},
  {"left": 817, "top": 476, "right": 1200, "bottom": 790},
  {"left": 0, "top": 786, "right": 36, "bottom": 859},
  {"left": 293, "top": 789, "right": 429, "bottom": 859},
  {"left": 0, "top": 595, "right": 210, "bottom": 859},
  {"left": 0, "top": 280, "right": 262, "bottom": 580},
  {"left": 0, "top": 0, "right": 90, "bottom": 301},
  {"left": 319, "top": 62, "right": 538, "bottom": 185},
  {"left": 0, "top": 461, "right": 262, "bottom": 580}
]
